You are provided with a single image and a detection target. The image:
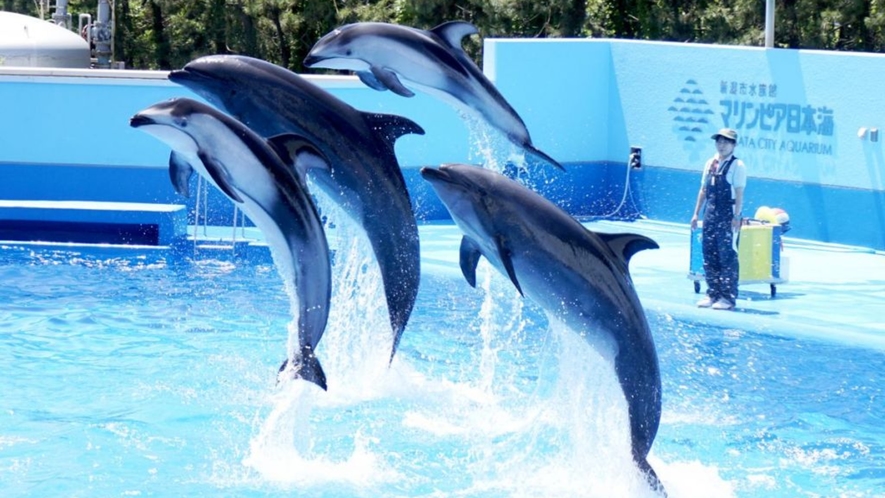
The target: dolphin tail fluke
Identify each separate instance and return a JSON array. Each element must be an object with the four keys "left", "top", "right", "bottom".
[
  {"left": 523, "top": 143, "right": 565, "bottom": 171},
  {"left": 637, "top": 456, "right": 667, "bottom": 497},
  {"left": 277, "top": 348, "right": 328, "bottom": 391},
  {"left": 387, "top": 322, "right": 407, "bottom": 366}
]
